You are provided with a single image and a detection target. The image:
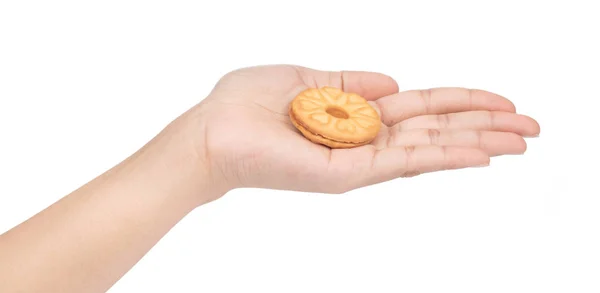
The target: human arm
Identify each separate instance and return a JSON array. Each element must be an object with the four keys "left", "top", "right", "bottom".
[
  {"left": 0, "top": 64, "right": 540, "bottom": 293},
  {"left": 0, "top": 110, "right": 218, "bottom": 292}
]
